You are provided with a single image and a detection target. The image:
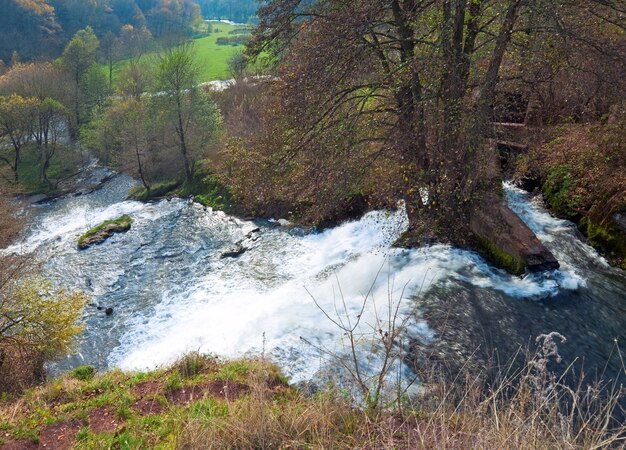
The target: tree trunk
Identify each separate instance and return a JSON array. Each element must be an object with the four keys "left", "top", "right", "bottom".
[
  {"left": 13, "top": 147, "right": 19, "bottom": 182},
  {"left": 176, "top": 96, "right": 193, "bottom": 183},
  {"left": 135, "top": 140, "right": 150, "bottom": 192}
]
